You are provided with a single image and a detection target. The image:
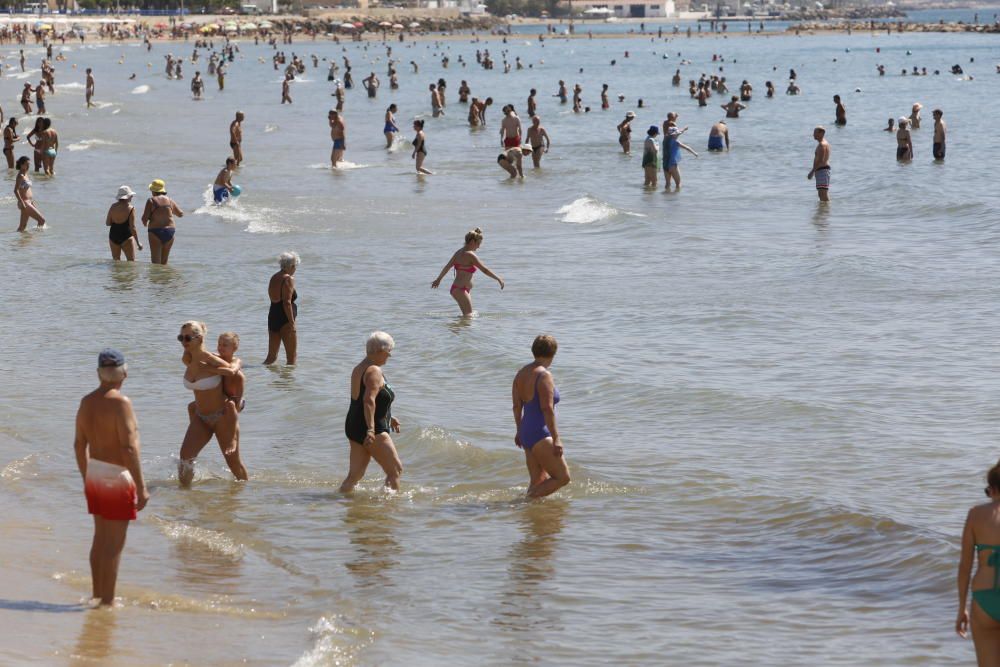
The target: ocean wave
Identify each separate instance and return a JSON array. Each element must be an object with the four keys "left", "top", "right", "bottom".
[
  {"left": 150, "top": 517, "right": 245, "bottom": 559},
  {"left": 67, "top": 138, "right": 120, "bottom": 152},
  {"left": 131, "top": 84, "right": 150, "bottom": 95},
  {"left": 56, "top": 82, "right": 84, "bottom": 90},
  {"left": 556, "top": 196, "right": 632, "bottom": 224},
  {"left": 292, "top": 615, "right": 374, "bottom": 667},
  {"left": 194, "top": 186, "right": 293, "bottom": 234}
]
